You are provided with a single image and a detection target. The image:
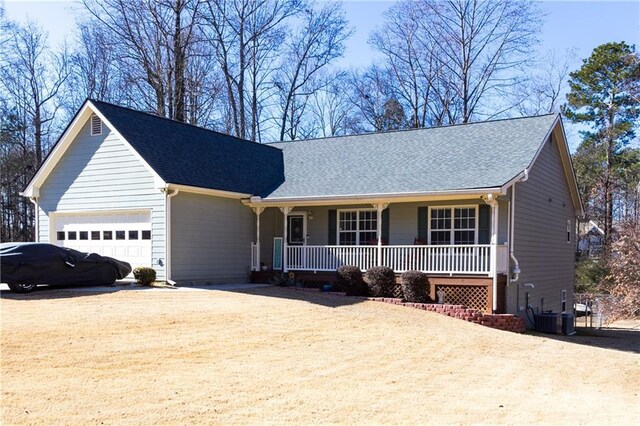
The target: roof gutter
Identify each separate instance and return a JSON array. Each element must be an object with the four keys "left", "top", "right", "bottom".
[
  {"left": 500, "top": 169, "right": 528, "bottom": 194},
  {"left": 244, "top": 187, "right": 502, "bottom": 206},
  {"left": 166, "top": 183, "right": 252, "bottom": 199}
]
